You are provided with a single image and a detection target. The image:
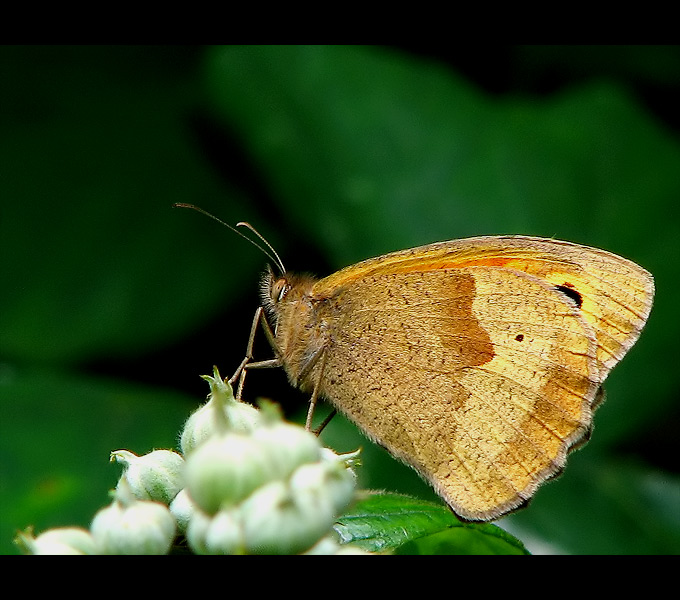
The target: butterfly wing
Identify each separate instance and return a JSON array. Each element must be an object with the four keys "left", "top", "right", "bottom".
[{"left": 308, "top": 237, "right": 653, "bottom": 520}]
